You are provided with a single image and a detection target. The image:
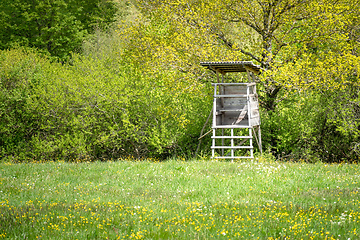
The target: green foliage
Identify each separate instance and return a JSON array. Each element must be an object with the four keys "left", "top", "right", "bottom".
[
  {"left": 0, "top": 47, "right": 211, "bottom": 161},
  {"left": 125, "top": 0, "right": 360, "bottom": 162},
  {"left": 0, "top": 48, "right": 46, "bottom": 159},
  {"left": 261, "top": 90, "right": 360, "bottom": 162},
  {"left": 1, "top": 0, "right": 360, "bottom": 162},
  {"left": 0, "top": 0, "right": 118, "bottom": 61}
]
